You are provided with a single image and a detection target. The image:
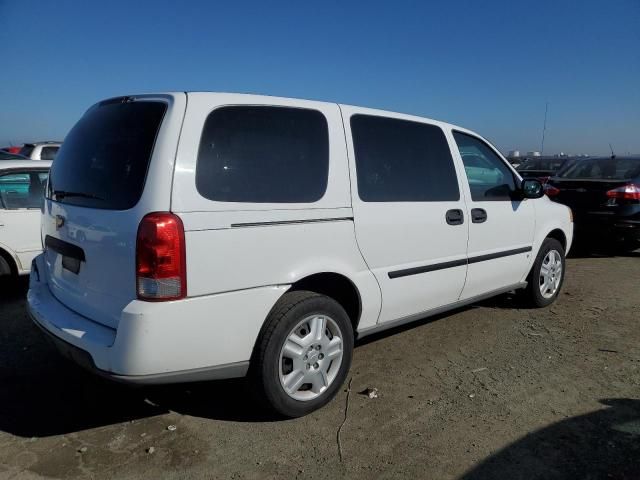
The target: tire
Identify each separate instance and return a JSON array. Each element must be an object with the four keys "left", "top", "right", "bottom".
[
  {"left": 521, "top": 238, "right": 566, "bottom": 308},
  {"left": 251, "top": 290, "right": 354, "bottom": 418}
]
